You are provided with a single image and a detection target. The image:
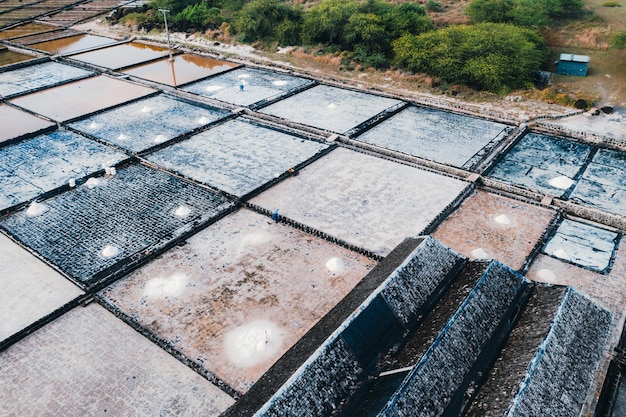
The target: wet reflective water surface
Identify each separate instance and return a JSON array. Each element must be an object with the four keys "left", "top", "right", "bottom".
[
  {"left": 70, "top": 41, "right": 172, "bottom": 70},
  {"left": 123, "top": 54, "right": 238, "bottom": 87},
  {"left": 31, "top": 34, "right": 117, "bottom": 55},
  {"left": 9, "top": 75, "right": 157, "bottom": 122}
]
